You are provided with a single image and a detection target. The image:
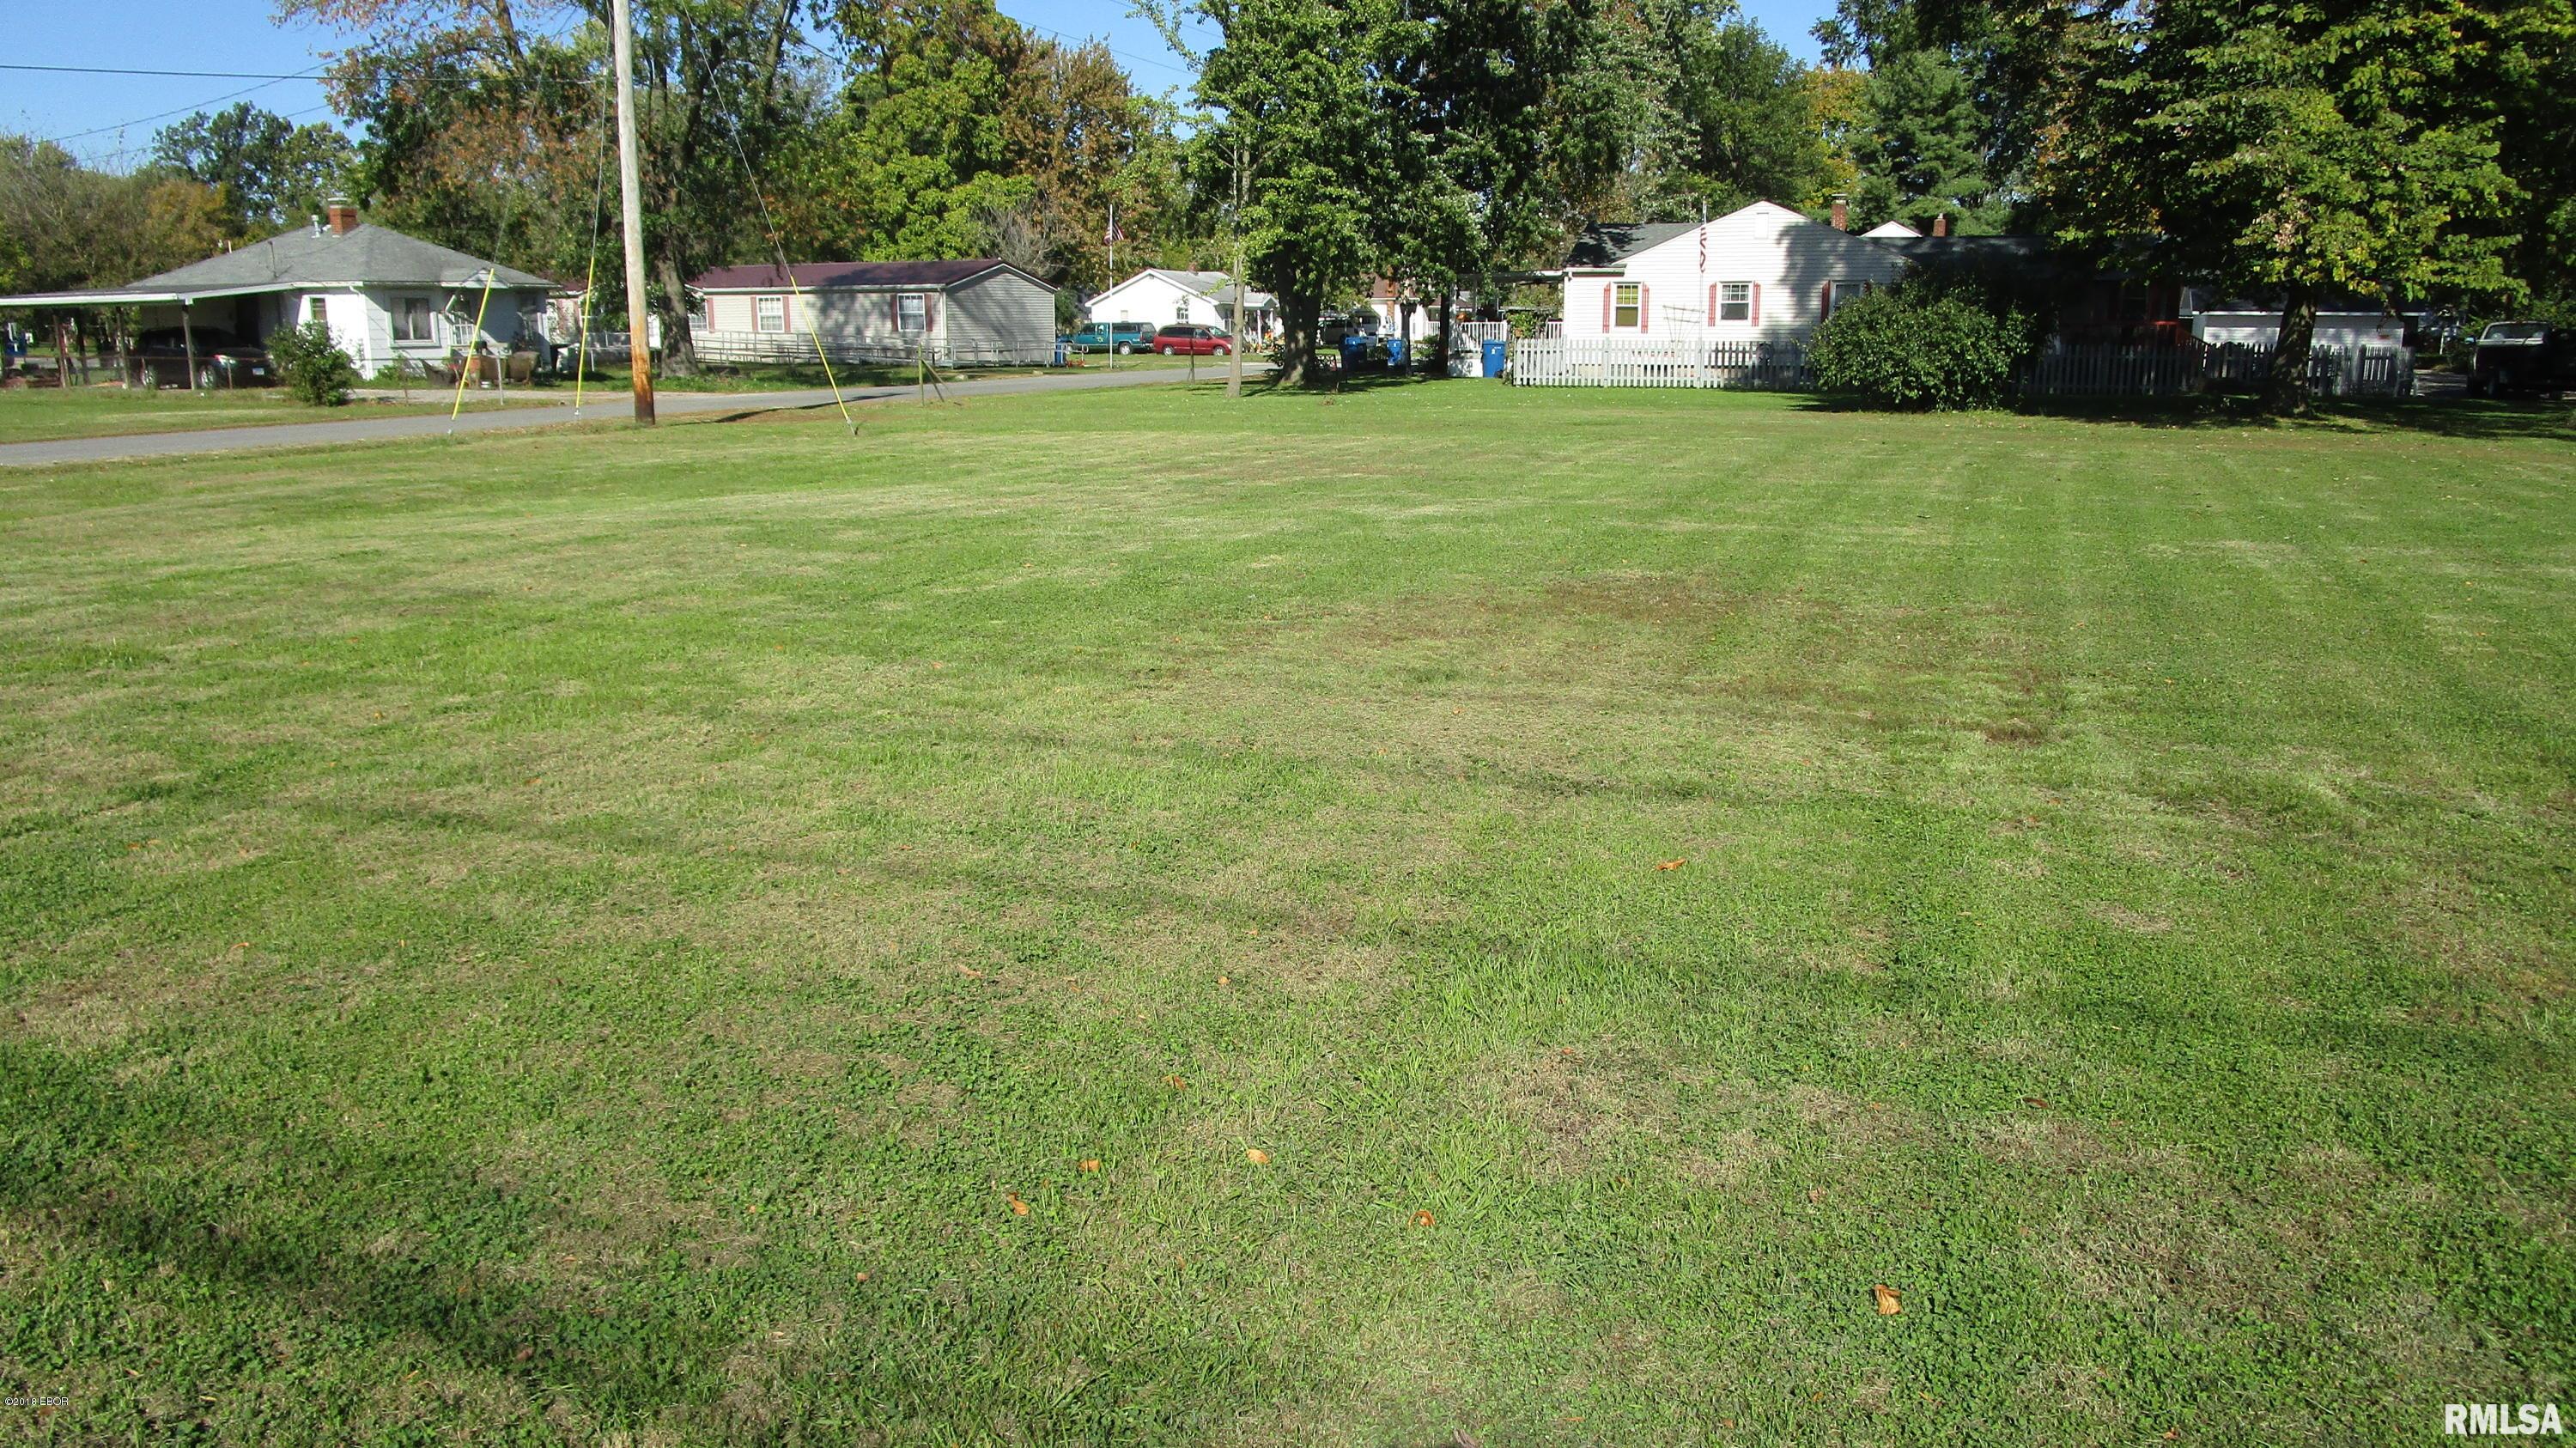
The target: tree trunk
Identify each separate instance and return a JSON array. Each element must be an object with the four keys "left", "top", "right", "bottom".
[
  {"left": 1277, "top": 289, "right": 1321, "bottom": 387},
  {"left": 2263, "top": 283, "right": 2318, "bottom": 415},
  {"left": 1437, "top": 287, "right": 1454, "bottom": 380},
  {"left": 651, "top": 247, "right": 699, "bottom": 377}
]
